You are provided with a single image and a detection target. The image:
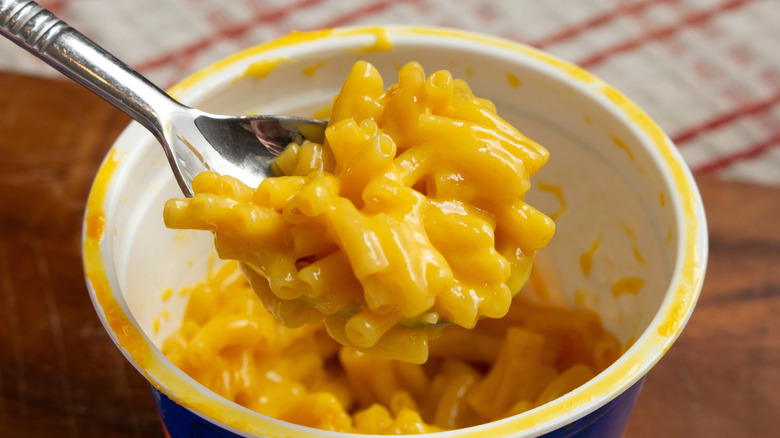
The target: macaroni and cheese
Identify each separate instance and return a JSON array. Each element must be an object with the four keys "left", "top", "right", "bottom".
[
  {"left": 163, "top": 61, "right": 555, "bottom": 363},
  {"left": 162, "top": 260, "right": 622, "bottom": 433}
]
